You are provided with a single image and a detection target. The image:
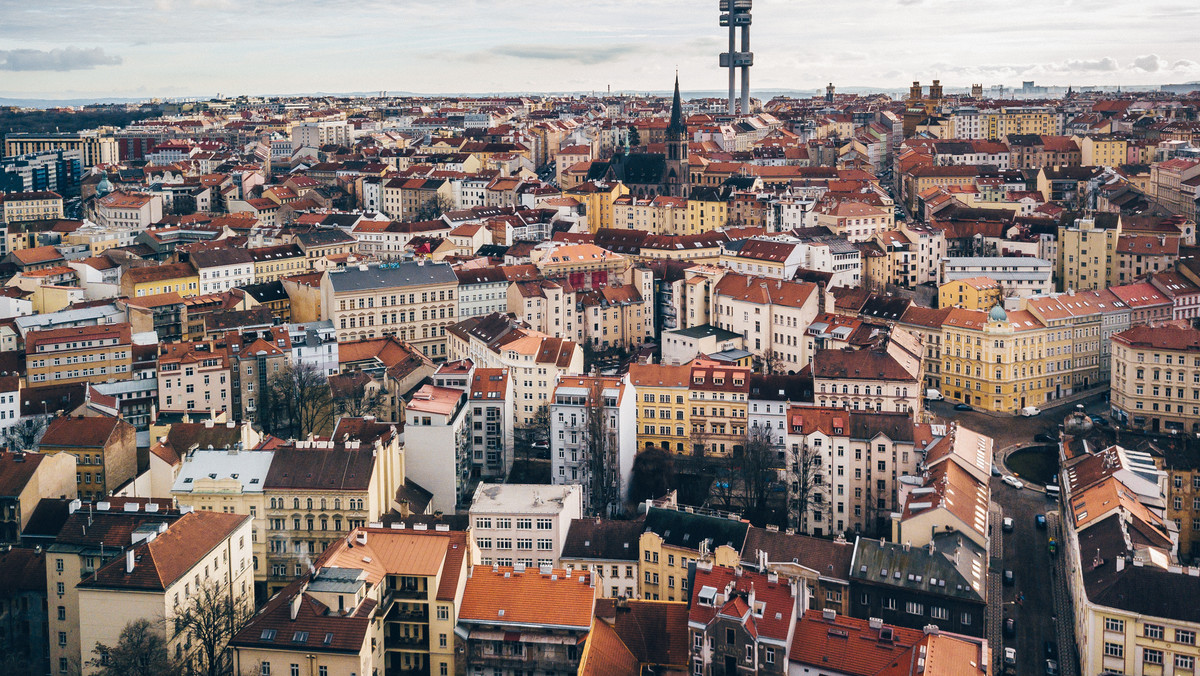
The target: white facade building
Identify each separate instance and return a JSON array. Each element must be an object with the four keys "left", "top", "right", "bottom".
[{"left": 468, "top": 483, "right": 583, "bottom": 568}]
